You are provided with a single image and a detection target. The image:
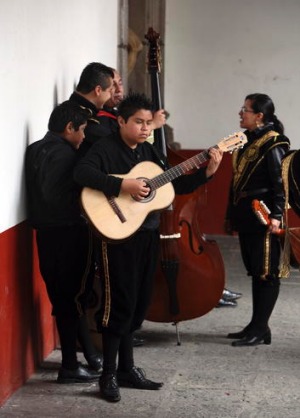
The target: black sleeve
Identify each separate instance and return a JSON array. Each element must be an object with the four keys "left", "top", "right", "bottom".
[
  {"left": 74, "top": 142, "right": 122, "bottom": 197},
  {"left": 267, "top": 145, "right": 287, "bottom": 219},
  {"left": 172, "top": 168, "right": 208, "bottom": 194}
]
